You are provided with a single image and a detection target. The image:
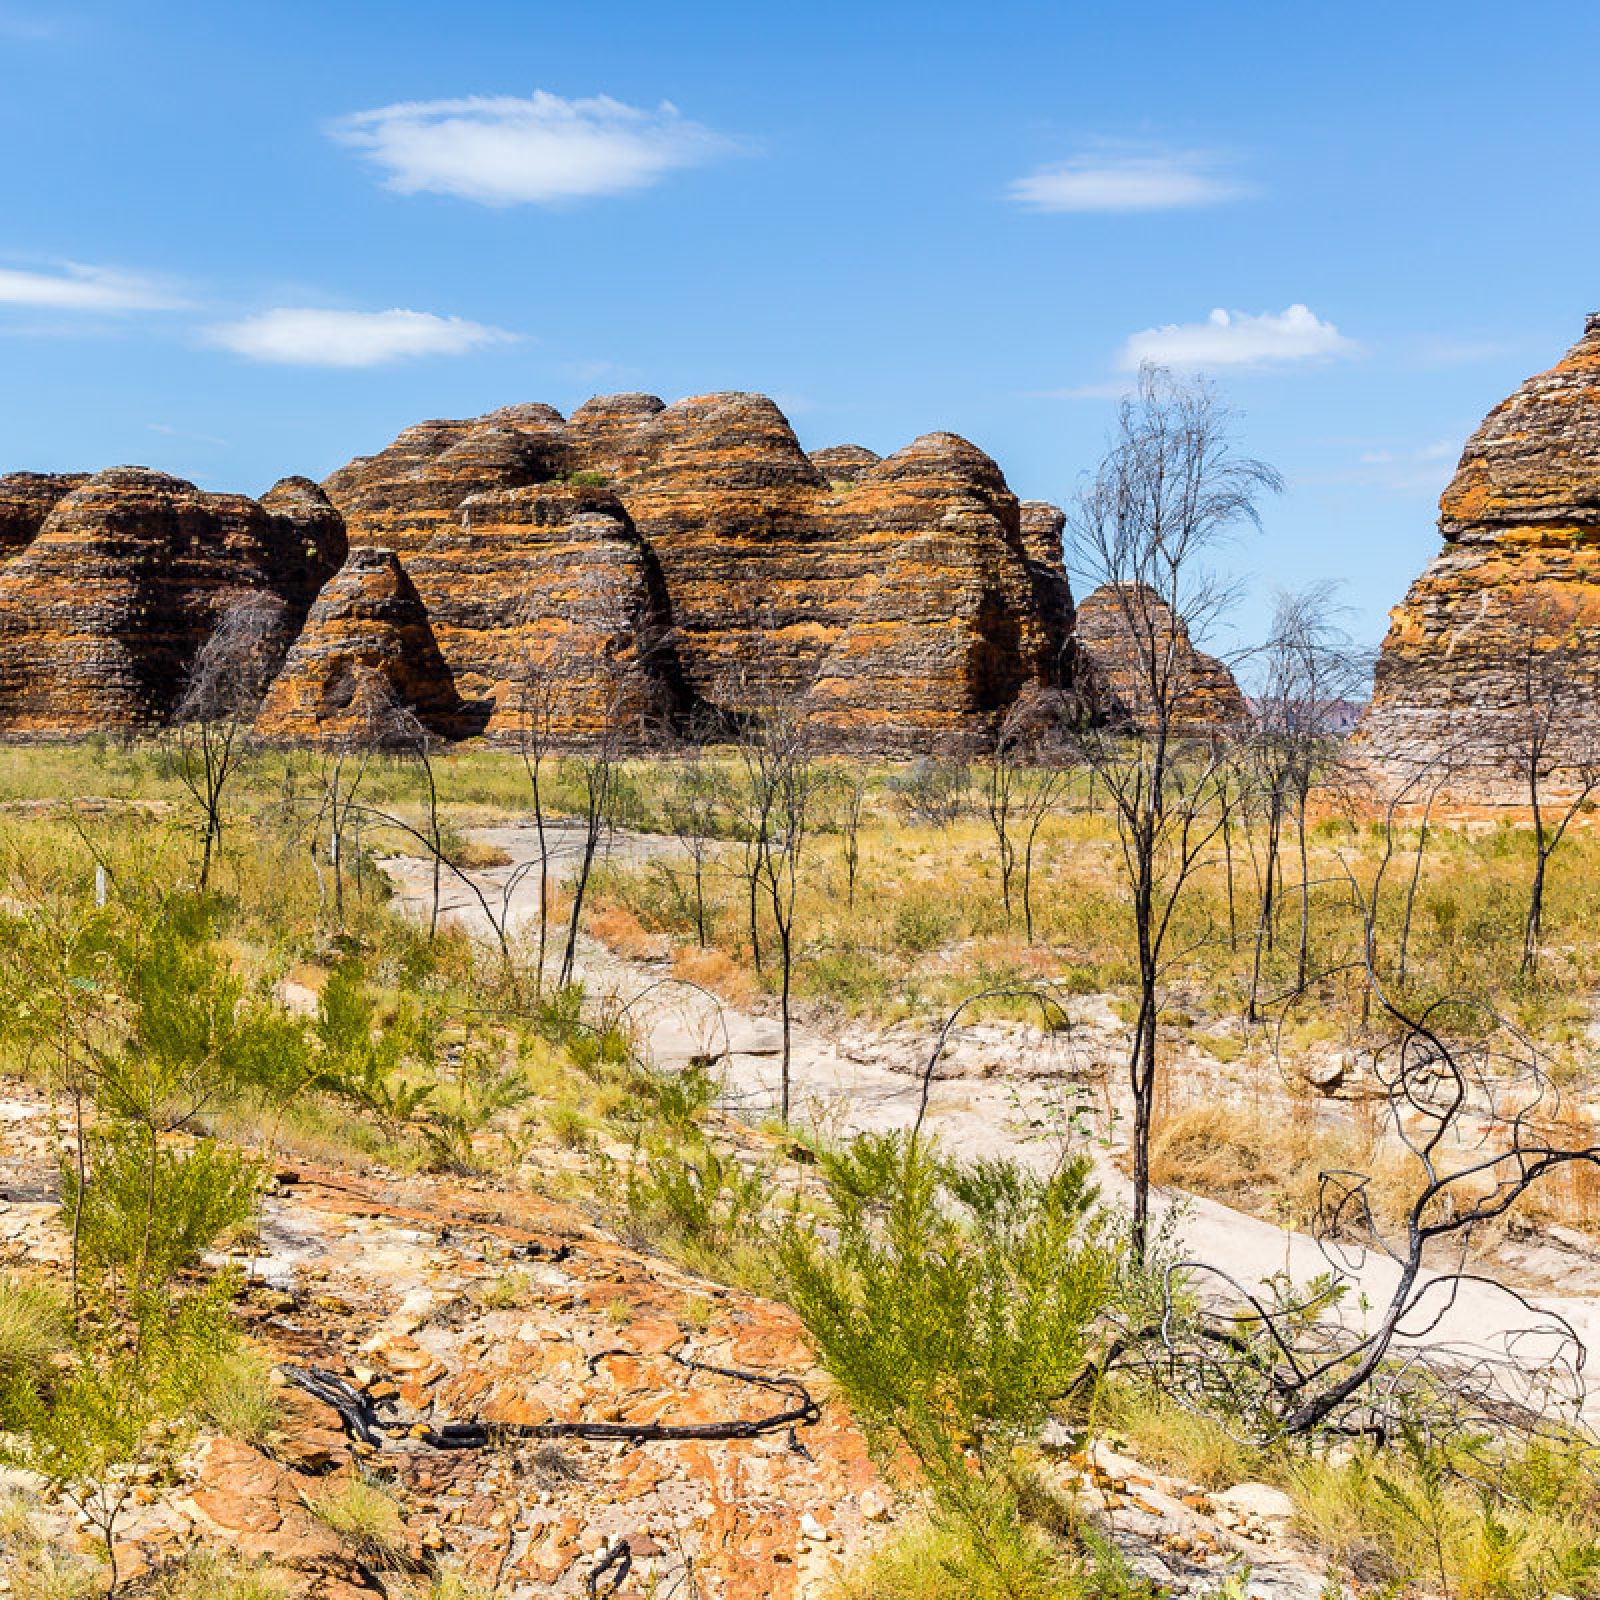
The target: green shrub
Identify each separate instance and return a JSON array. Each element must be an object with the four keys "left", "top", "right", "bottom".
[
  {"left": 0, "top": 1279, "right": 70, "bottom": 1396},
  {"left": 62, "top": 1129, "right": 264, "bottom": 1298},
  {"left": 783, "top": 1136, "right": 1114, "bottom": 1472}
]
